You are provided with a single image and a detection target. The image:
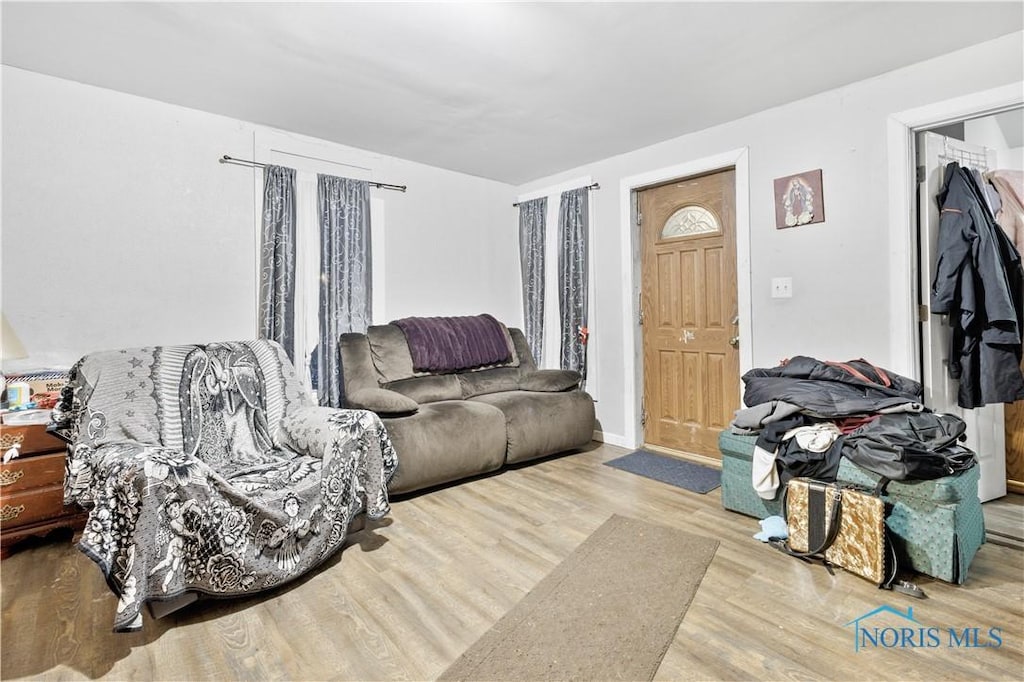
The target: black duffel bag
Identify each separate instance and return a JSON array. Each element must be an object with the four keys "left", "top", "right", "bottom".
[{"left": 842, "top": 412, "right": 976, "bottom": 481}]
